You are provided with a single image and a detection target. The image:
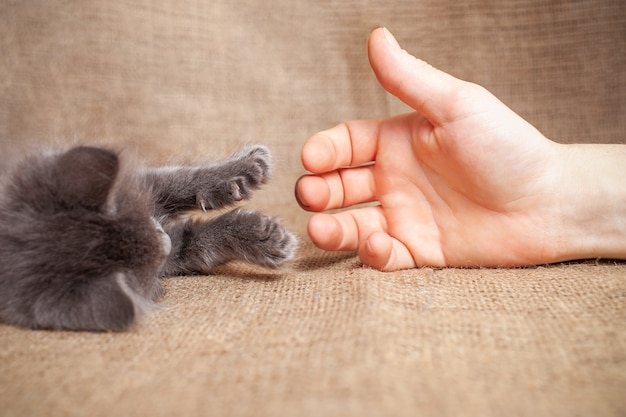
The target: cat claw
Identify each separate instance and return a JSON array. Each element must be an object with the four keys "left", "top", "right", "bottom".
[
  {"left": 200, "top": 200, "right": 207, "bottom": 213},
  {"left": 232, "top": 182, "right": 242, "bottom": 201}
]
